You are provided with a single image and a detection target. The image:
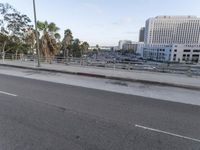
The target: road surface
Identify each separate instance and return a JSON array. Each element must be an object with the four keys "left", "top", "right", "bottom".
[{"left": 0, "top": 73, "right": 200, "bottom": 149}]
